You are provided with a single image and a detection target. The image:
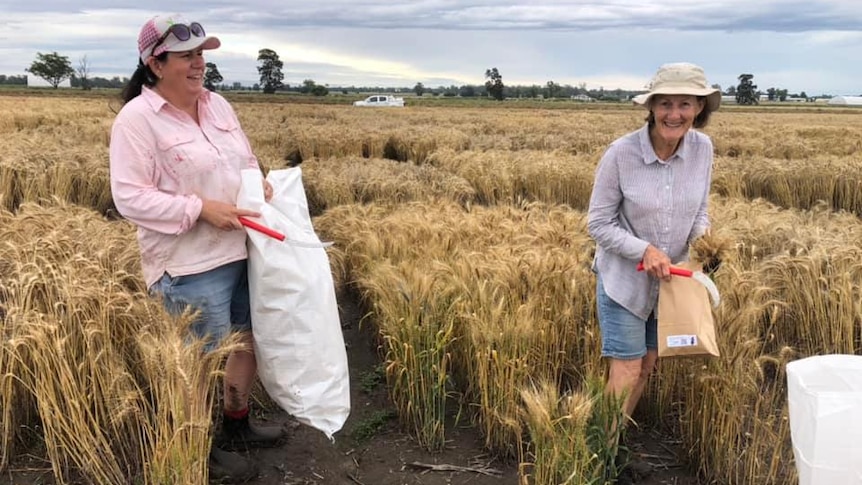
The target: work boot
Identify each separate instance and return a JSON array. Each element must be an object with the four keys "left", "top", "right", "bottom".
[
  {"left": 218, "top": 413, "right": 285, "bottom": 450},
  {"left": 208, "top": 445, "right": 258, "bottom": 484}
]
